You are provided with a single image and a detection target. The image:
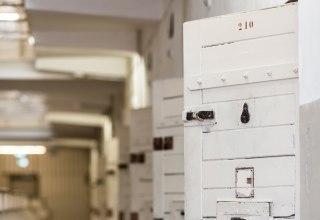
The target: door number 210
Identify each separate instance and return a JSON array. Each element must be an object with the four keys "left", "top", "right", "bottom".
[{"left": 238, "top": 21, "right": 254, "bottom": 31}]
